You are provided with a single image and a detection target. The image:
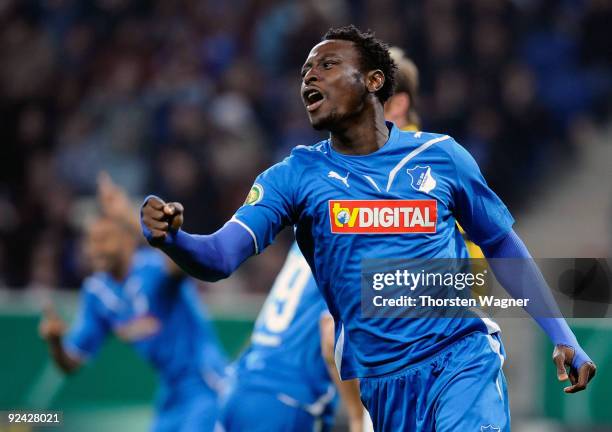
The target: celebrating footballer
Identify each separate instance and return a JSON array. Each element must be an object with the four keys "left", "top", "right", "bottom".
[{"left": 140, "top": 25, "right": 596, "bottom": 432}]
